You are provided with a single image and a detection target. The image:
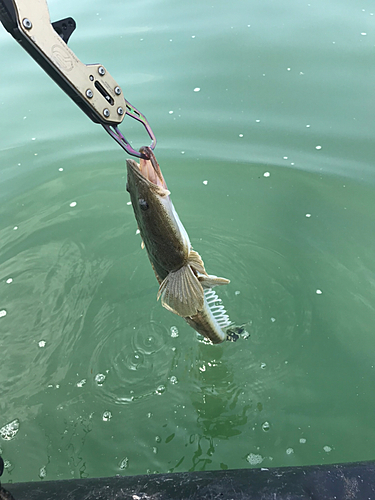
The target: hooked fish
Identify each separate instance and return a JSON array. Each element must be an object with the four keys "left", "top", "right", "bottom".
[{"left": 126, "top": 147, "right": 240, "bottom": 344}]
